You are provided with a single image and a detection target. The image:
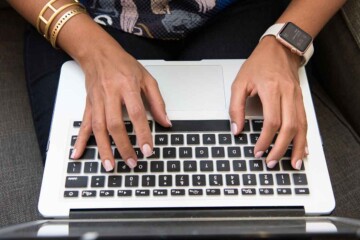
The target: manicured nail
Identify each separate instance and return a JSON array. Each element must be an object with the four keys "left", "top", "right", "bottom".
[
  {"left": 295, "top": 159, "right": 303, "bottom": 170},
  {"left": 305, "top": 147, "right": 309, "bottom": 156},
  {"left": 255, "top": 151, "right": 264, "bottom": 158},
  {"left": 166, "top": 115, "right": 172, "bottom": 127},
  {"left": 267, "top": 160, "right": 278, "bottom": 169},
  {"left": 231, "top": 122, "right": 238, "bottom": 135},
  {"left": 71, "top": 148, "right": 77, "bottom": 159},
  {"left": 142, "top": 144, "right": 152, "bottom": 157},
  {"left": 103, "top": 160, "right": 113, "bottom": 172},
  {"left": 126, "top": 158, "right": 137, "bottom": 169}
]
